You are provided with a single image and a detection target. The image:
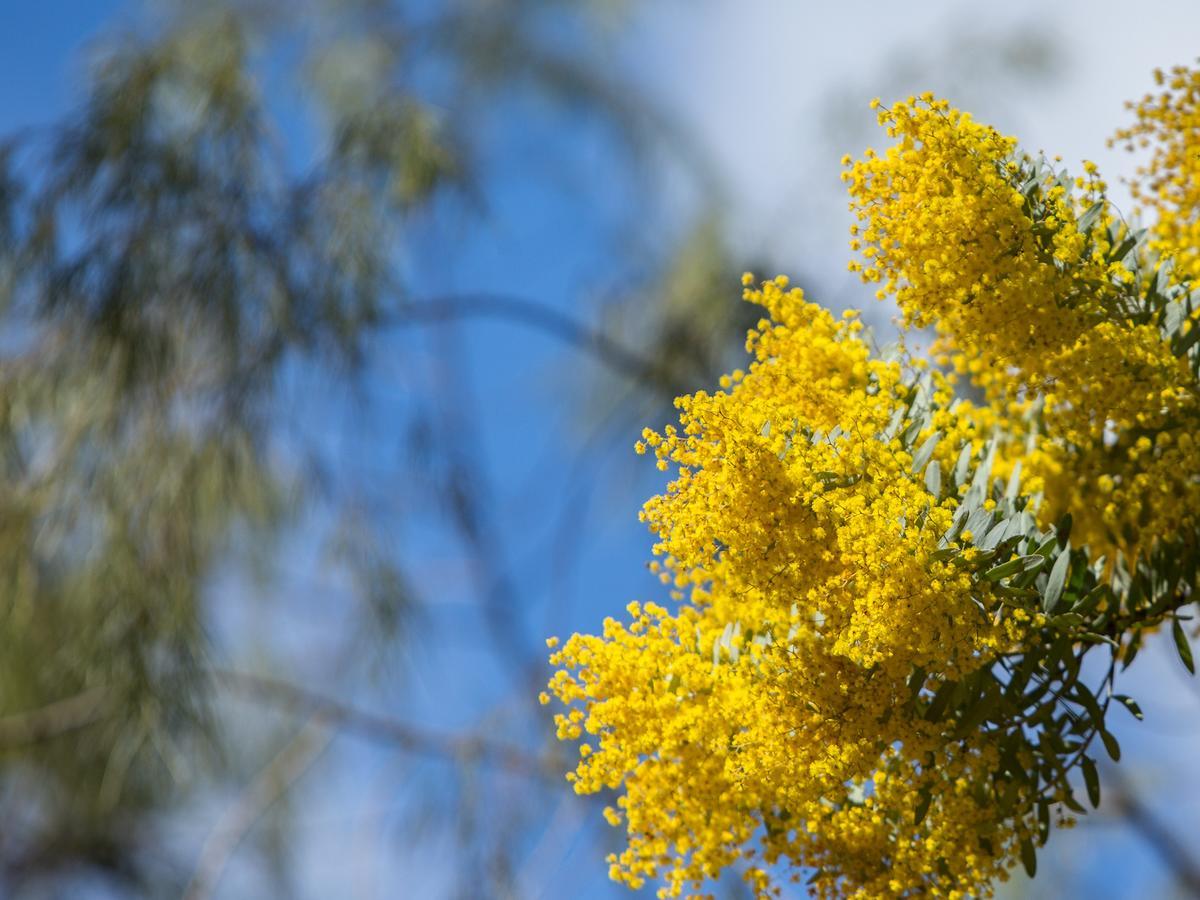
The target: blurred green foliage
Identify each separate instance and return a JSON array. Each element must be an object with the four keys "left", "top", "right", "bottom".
[{"left": 0, "top": 1, "right": 726, "bottom": 894}]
